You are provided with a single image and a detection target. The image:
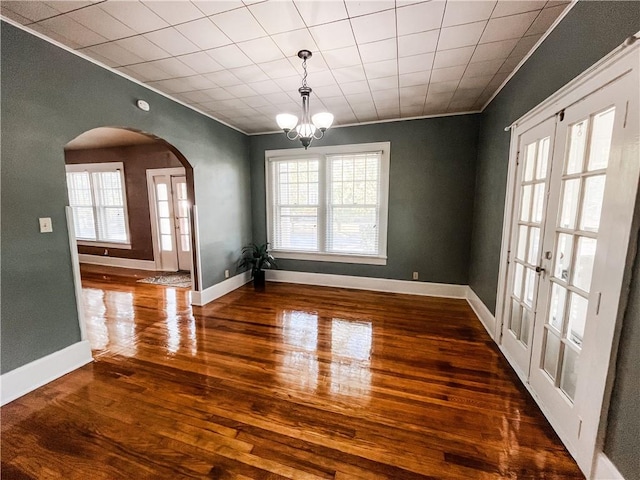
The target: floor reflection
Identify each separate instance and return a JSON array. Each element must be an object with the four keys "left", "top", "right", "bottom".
[
  {"left": 277, "top": 310, "right": 372, "bottom": 399},
  {"left": 84, "top": 288, "right": 137, "bottom": 356}
]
